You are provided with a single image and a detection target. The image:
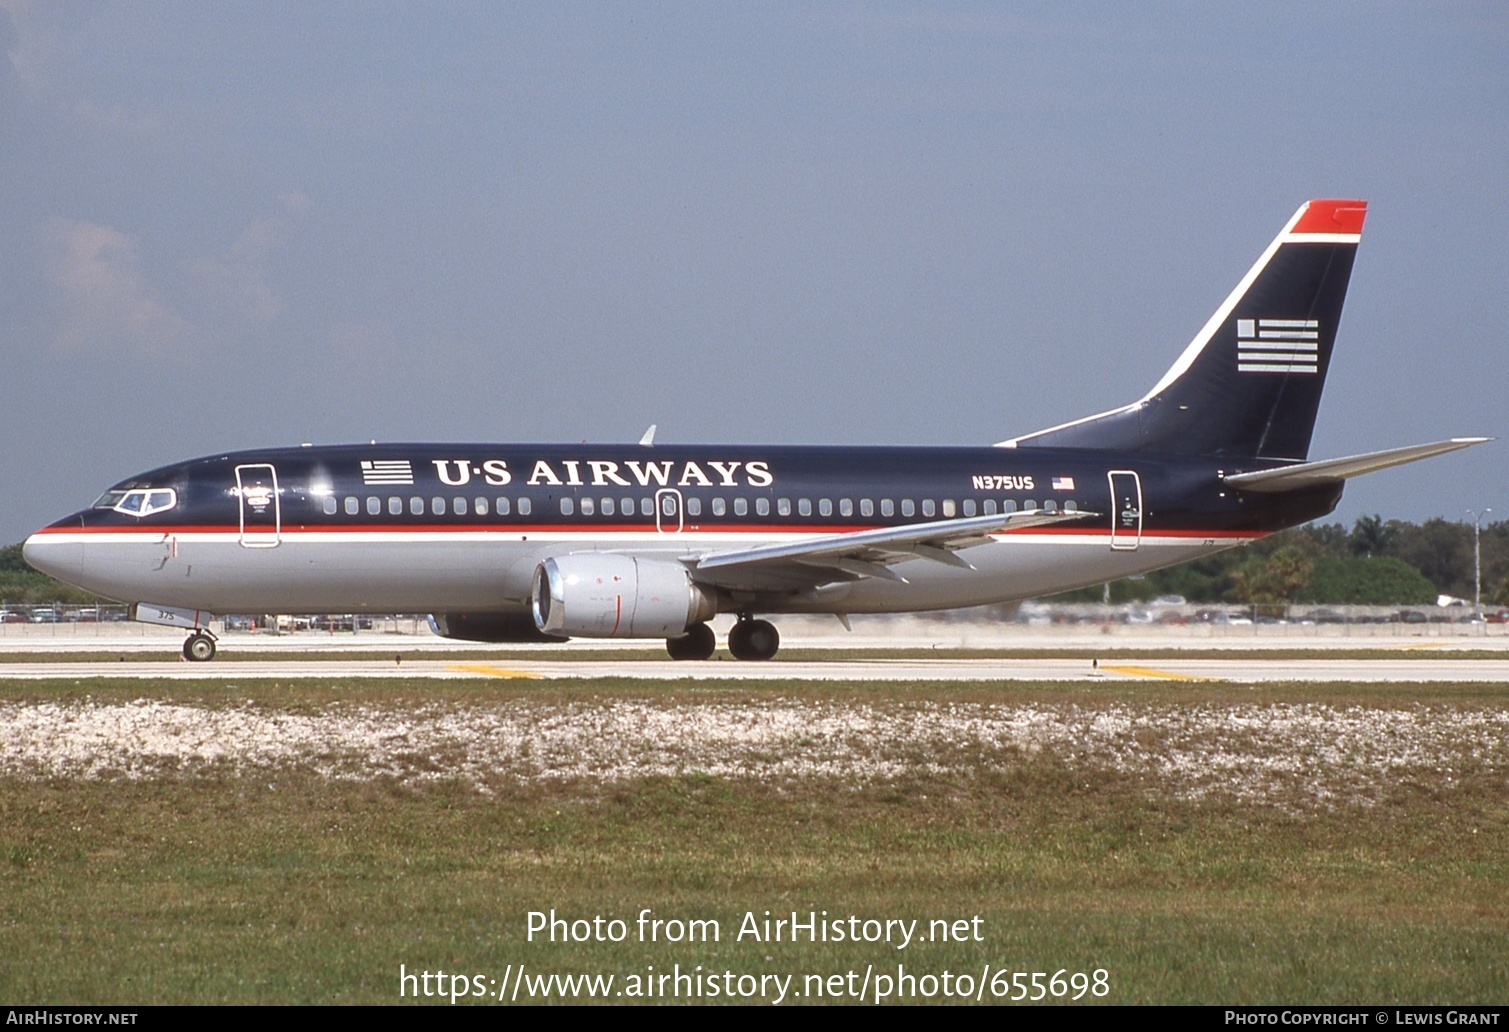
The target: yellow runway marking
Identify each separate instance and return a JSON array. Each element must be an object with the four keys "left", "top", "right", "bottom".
[
  {"left": 445, "top": 662, "right": 543, "bottom": 679},
  {"left": 1099, "top": 664, "right": 1220, "bottom": 682}
]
